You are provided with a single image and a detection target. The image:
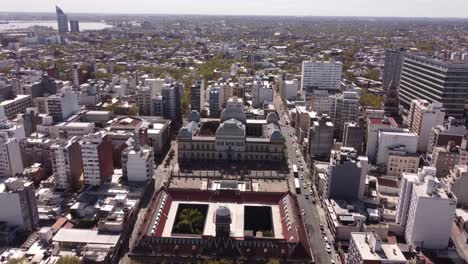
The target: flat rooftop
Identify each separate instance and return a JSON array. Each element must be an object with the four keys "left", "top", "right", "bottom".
[{"left": 162, "top": 201, "right": 283, "bottom": 239}]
